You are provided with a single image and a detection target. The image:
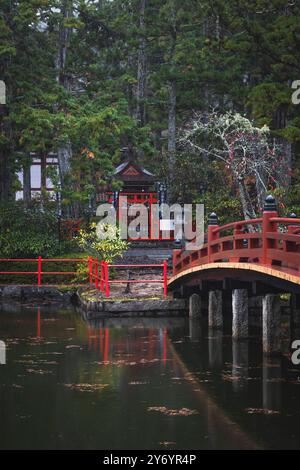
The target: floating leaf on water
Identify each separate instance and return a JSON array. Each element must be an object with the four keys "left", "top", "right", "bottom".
[
  {"left": 128, "top": 381, "right": 150, "bottom": 385},
  {"left": 32, "top": 352, "right": 63, "bottom": 356},
  {"left": 148, "top": 406, "right": 199, "bottom": 417},
  {"left": 26, "top": 369, "right": 54, "bottom": 375},
  {"left": 62, "top": 383, "right": 109, "bottom": 392},
  {"left": 159, "top": 441, "right": 176, "bottom": 447},
  {"left": 245, "top": 408, "right": 280, "bottom": 415},
  {"left": 12, "top": 384, "right": 23, "bottom": 389},
  {"left": 222, "top": 374, "right": 240, "bottom": 382},
  {"left": 15, "top": 359, "right": 36, "bottom": 364}
]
